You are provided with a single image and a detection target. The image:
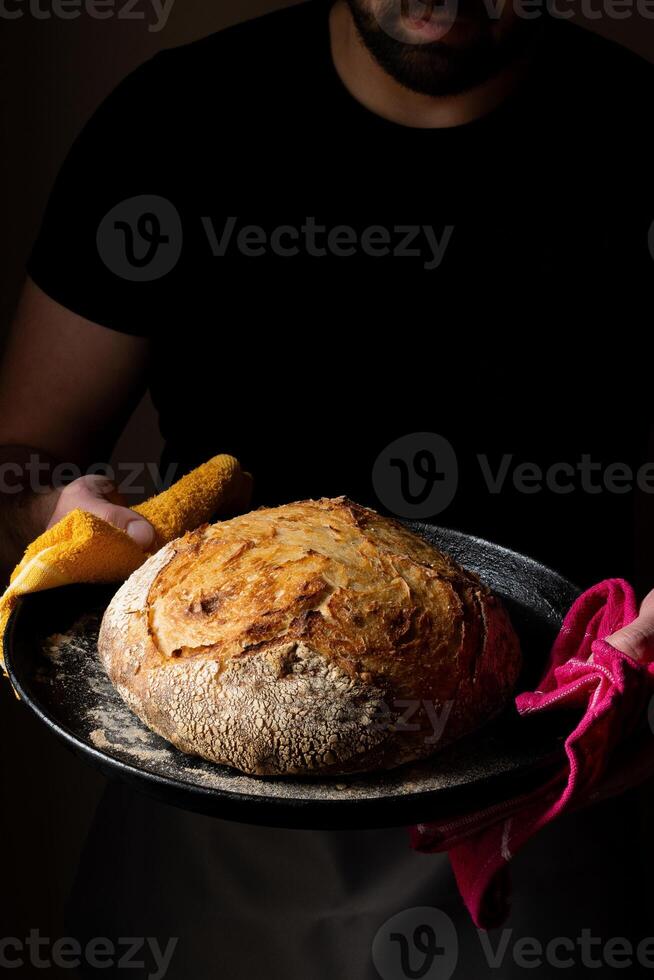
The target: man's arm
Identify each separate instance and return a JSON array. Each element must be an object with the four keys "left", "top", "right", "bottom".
[{"left": 0, "top": 278, "right": 155, "bottom": 579}]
